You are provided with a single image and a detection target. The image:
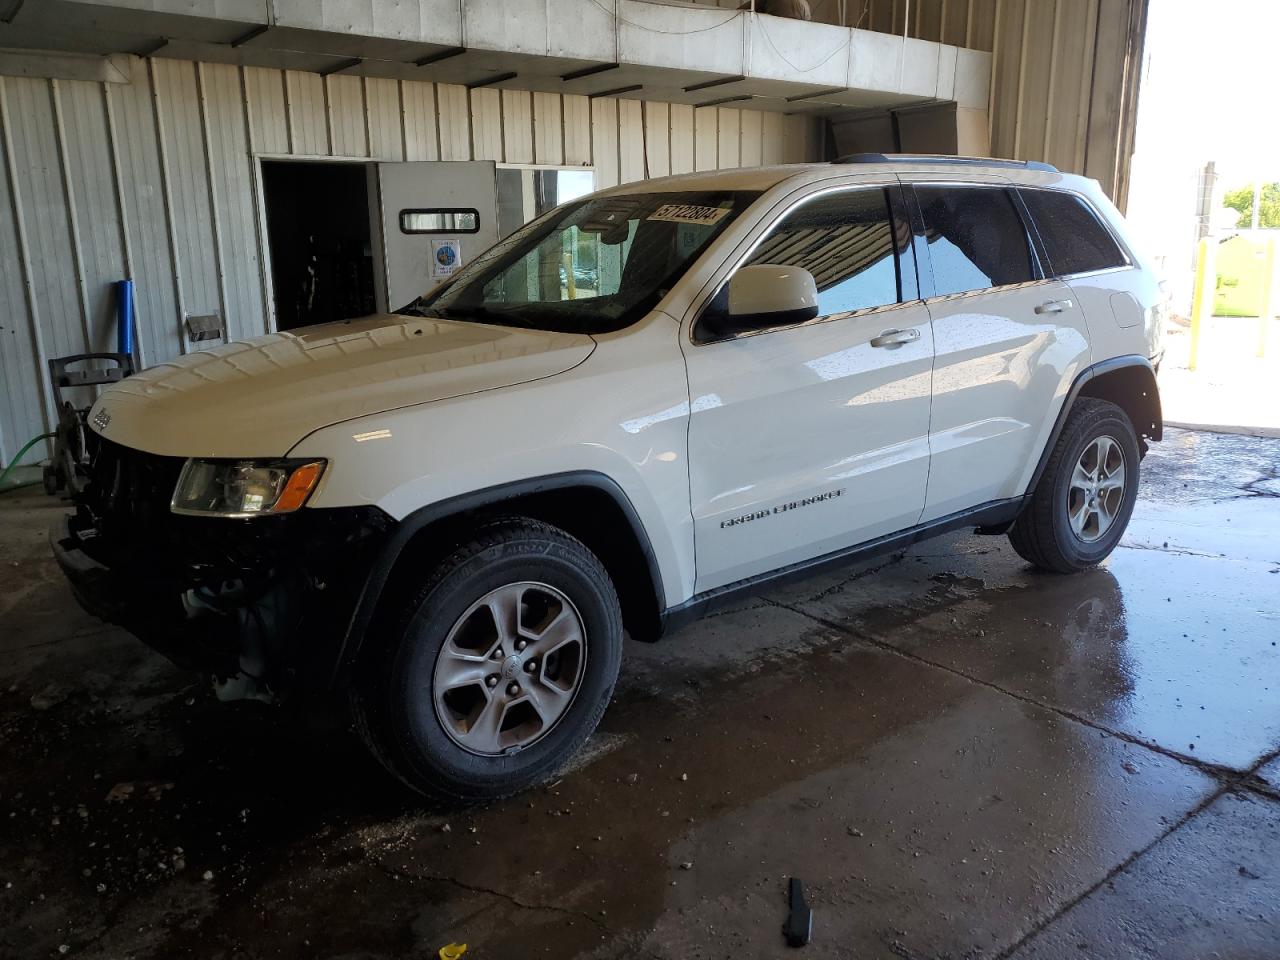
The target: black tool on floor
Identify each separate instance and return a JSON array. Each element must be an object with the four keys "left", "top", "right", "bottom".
[{"left": 784, "top": 876, "right": 813, "bottom": 947}]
